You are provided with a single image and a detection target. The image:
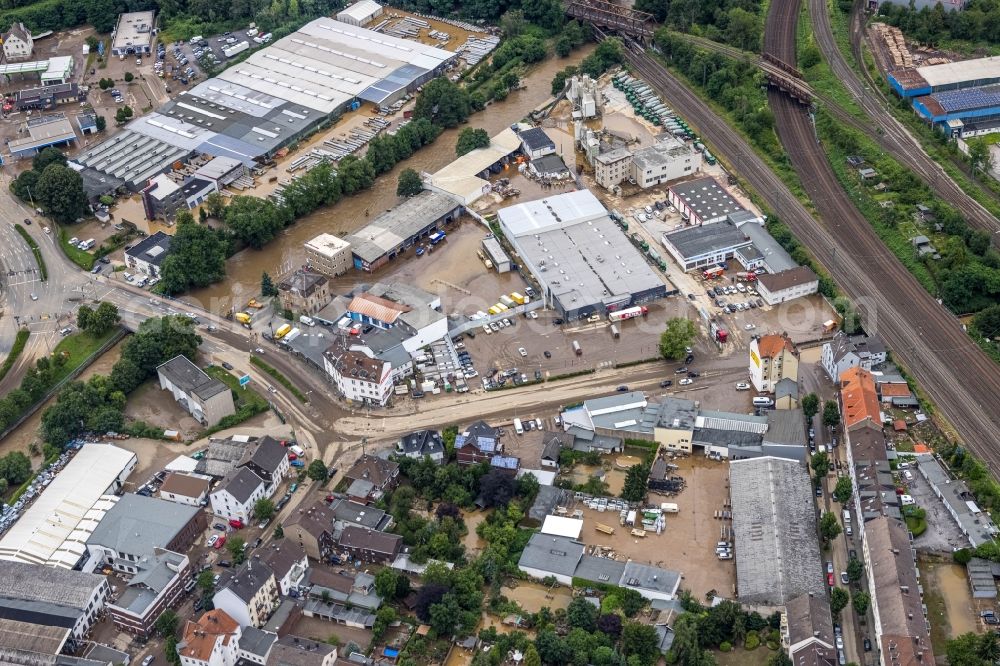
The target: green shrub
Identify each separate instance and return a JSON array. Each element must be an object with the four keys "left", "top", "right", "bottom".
[
  {"left": 745, "top": 631, "right": 760, "bottom": 650},
  {"left": 720, "top": 642, "right": 732, "bottom": 652}
]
